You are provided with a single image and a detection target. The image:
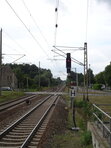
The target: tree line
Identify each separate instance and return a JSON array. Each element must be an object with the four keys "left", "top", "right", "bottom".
[
  {"left": 95, "top": 64, "right": 111, "bottom": 88},
  {"left": 67, "top": 63, "right": 111, "bottom": 90},
  {"left": 5, "top": 63, "right": 111, "bottom": 90},
  {"left": 6, "top": 64, "right": 62, "bottom": 89}
]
